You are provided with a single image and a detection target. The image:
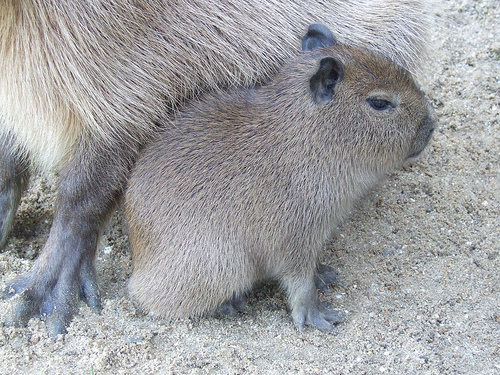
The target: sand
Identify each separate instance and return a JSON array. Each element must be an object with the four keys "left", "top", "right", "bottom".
[{"left": 0, "top": 0, "right": 498, "bottom": 373}]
